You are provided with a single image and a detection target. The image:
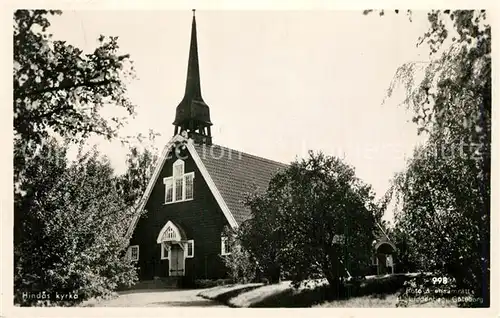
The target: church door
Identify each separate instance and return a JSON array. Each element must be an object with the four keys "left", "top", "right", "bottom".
[
  {"left": 377, "top": 254, "right": 388, "bottom": 275},
  {"left": 169, "top": 244, "right": 185, "bottom": 277}
]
